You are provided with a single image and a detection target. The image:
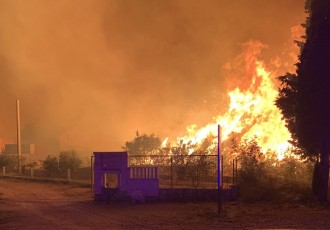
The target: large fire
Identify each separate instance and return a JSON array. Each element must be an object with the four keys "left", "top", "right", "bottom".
[{"left": 168, "top": 40, "right": 298, "bottom": 160}]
